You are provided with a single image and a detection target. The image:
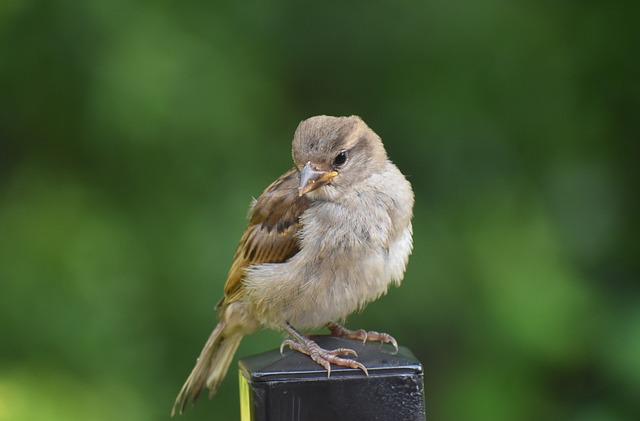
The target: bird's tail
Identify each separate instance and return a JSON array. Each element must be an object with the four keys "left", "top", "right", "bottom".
[{"left": 172, "top": 320, "right": 243, "bottom": 416}]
